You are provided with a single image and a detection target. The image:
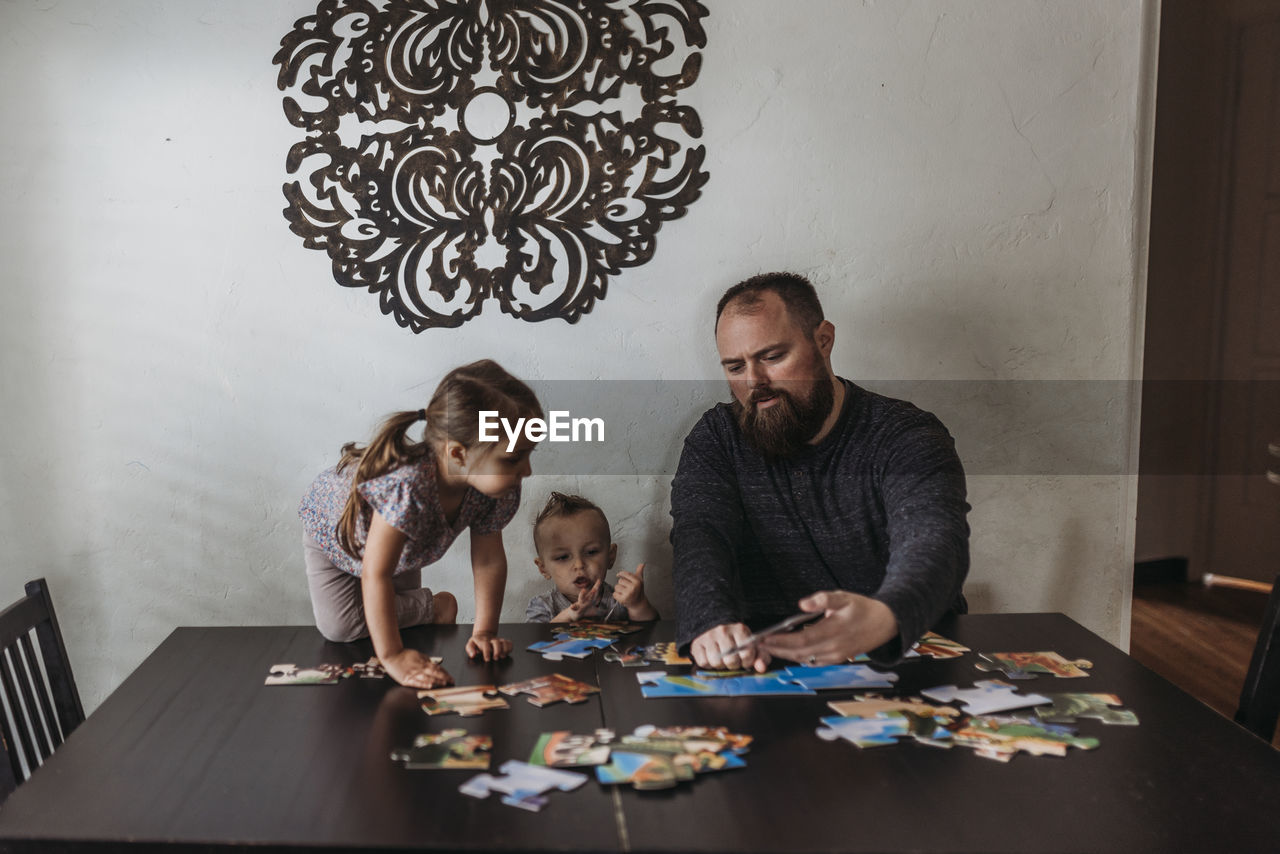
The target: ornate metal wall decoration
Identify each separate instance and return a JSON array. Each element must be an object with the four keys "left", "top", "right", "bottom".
[{"left": 274, "top": 0, "right": 709, "bottom": 330}]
